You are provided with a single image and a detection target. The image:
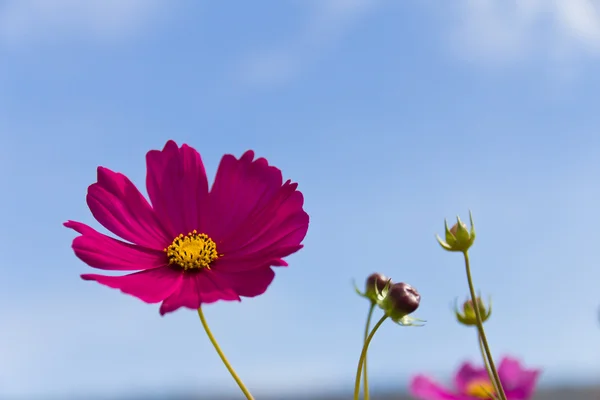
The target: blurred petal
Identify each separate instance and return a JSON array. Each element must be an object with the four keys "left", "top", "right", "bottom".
[
  {"left": 504, "top": 369, "right": 541, "bottom": 400},
  {"left": 454, "top": 361, "right": 489, "bottom": 393},
  {"left": 410, "top": 375, "right": 466, "bottom": 400},
  {"left": 498, "top": 357, "right": 525, "bottom": 385},
  {"left": 498, "top": 357, "right": 541, "bottom": 400}
]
